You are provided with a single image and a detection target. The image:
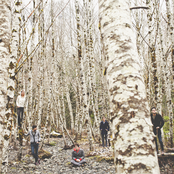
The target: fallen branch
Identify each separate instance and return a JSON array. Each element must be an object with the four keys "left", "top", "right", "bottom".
[
  {"left": 158, "top": 153, "right": 174, "bottom": 158},
  {"left": 130, "top": 6, "right": 149, "bottom": 10},
  {"left": 165, "top": 148, "right": 174, "bottom": 153}
]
